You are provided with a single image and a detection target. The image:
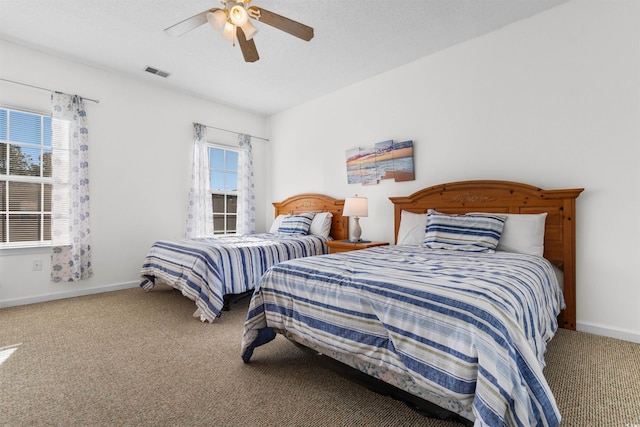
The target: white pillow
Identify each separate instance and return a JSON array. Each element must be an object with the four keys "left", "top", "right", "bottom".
[
  {"left": 496, "top": 213, "right": 548, "bottom": 257},
  {"left": 309, "top": 212, "right": 333, "bottom": 237},
  {"left": 397, "top": 210, "right": 428, "bottom": 245},
  {"left": 269, "top": 214, "right": 287, "bottom": 233}
]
